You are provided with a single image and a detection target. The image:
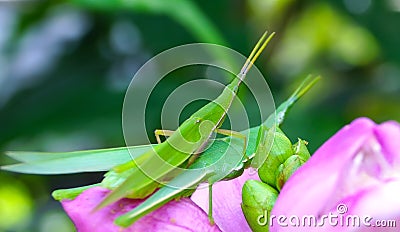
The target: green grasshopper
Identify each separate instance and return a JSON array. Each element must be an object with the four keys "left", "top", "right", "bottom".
[
  {"left": 1, "top": 74, "right": 319, "bottom": 228},
  {"left": 93, "top": 31, "right": 276, "bottom": 211}
]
